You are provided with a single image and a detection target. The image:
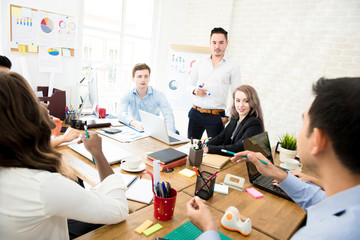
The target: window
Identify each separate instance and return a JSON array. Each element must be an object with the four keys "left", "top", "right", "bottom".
[{"left": 82, "top": 0, "right": 156, "bottom": 115}]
